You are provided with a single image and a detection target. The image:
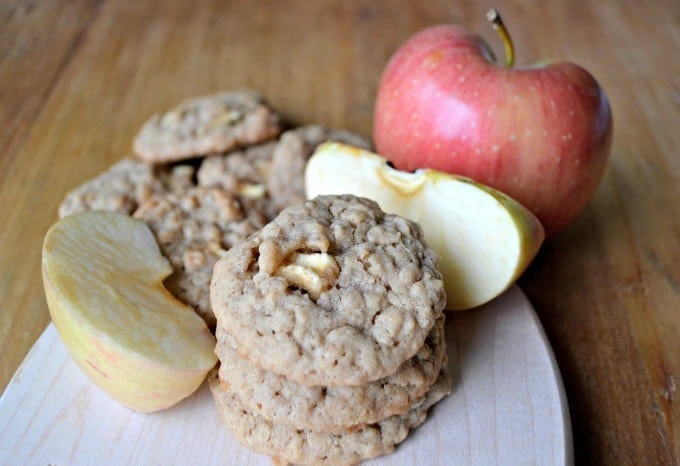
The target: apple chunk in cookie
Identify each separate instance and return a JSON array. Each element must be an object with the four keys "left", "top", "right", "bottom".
[
  {"left": 42, "top": 211, "right": 217, "bottom": 413},
  {"left": 305, "top": 142, "right": 544, "bottom": 310}
]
